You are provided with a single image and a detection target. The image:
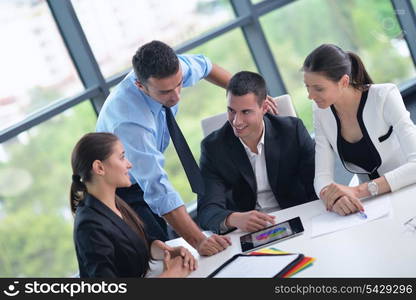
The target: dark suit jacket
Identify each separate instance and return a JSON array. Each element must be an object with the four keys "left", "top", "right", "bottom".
[
  {"left": 197, "top": 114, "right": 317, "bottom": 233},
  {"left": 74, "top": 194, "right": 154, "bottom": 277}
]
